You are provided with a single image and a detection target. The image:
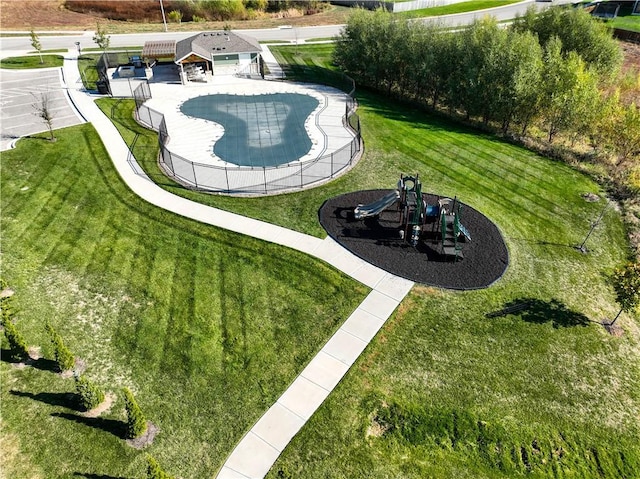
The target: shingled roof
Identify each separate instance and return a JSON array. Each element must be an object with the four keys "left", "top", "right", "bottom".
[{"left": 175, "top": 31, "right": 262, "bottom": 63}]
